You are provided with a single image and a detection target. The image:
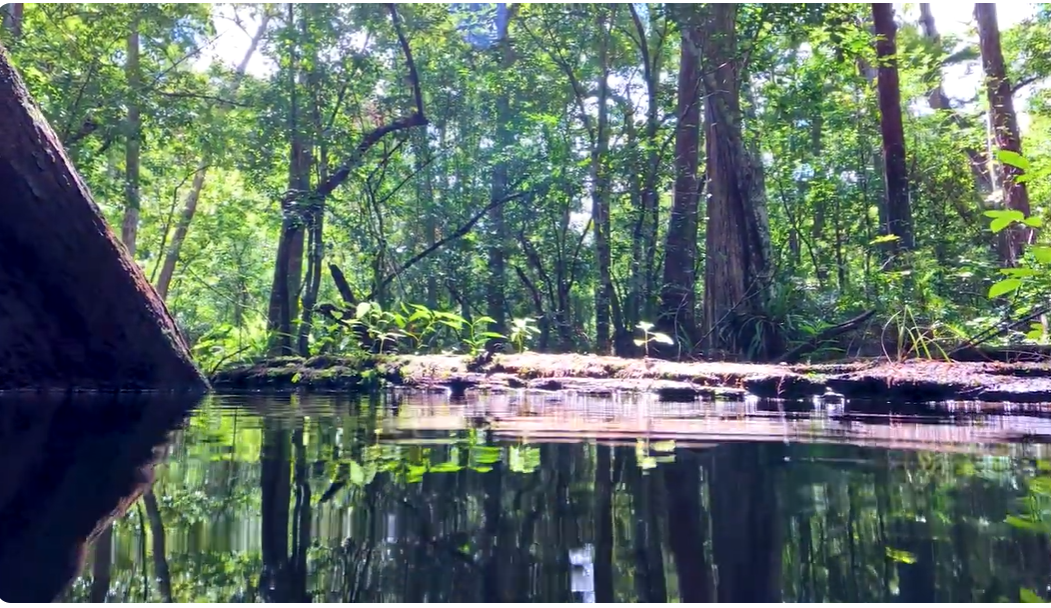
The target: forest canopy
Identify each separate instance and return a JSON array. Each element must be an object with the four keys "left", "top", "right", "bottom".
[{"left": 2, "top": 2, "right": 1050, "bottom": 365}]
